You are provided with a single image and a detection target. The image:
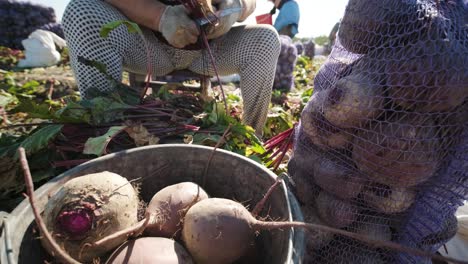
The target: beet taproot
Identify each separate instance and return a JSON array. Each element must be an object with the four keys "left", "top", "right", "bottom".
[
  {"left": 323, "top": 73, "right": 384, "bottom": 128},
  {"left": 313, "top": 154, "right": 365, "bottom": 200},
  {"left": 354, "top": 217, "right": 392, "bottom": 242},
  {"left": 315, "top": 191, "right": 359, "bottom": 229},
  {"left": 287, "top": 145, "right": 320, "bottom": 205},
  {"left": 338, "top": 0, "right": 412, "bottom": 54},
  {"left": 301, "top": 91, "right": 354, "bottom": 149},
  {"left": 362, "top": 184, "right": 416, "bottom": 214},
  {"left": 182, "top": 198, "right": 255, "bottom": 264},
  {"left": 387, "top": 39, "right": 468, "bottom": 112},
  {"left": 145, "top": 182, "right": 209, "bottom": 238},
  {"left": 106, "top": 237, "right": 194, "bottom": 264},
  {"left": 41, "top": 171, "right": 140, "bottom": 262},
  {"left": 181, "top": 198, "right": 463, "bottom": 264},
  {"left": 352, "top": 113, "right": 441, "bottom": 187},
  {"left": 301, "top": 205, "right": 334, "bottom": 251}
]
